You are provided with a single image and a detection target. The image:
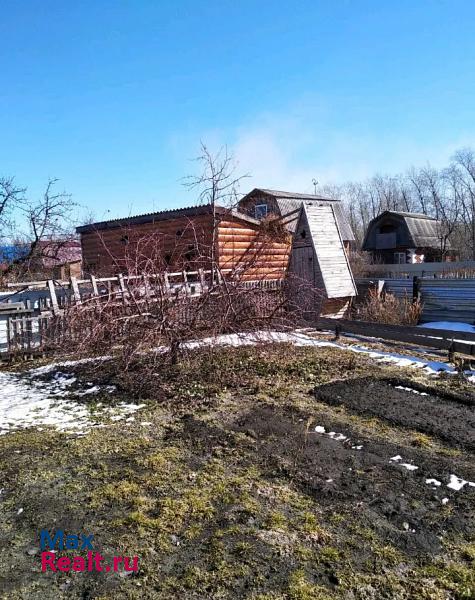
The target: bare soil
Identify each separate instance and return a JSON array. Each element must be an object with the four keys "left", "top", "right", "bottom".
[{"left": 314, "top": 377, "right": 475, "bottom": 450}]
